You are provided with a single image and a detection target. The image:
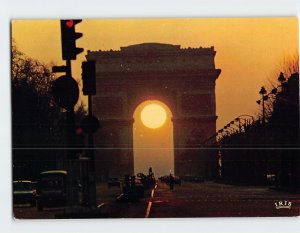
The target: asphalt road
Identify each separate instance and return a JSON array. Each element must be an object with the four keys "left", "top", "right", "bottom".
[
  {"left": 148, "top": 181, "right": 300, "bottom": 217},
  {"left": 13, "top": 181, "right": 300, "bottom": 219}
]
